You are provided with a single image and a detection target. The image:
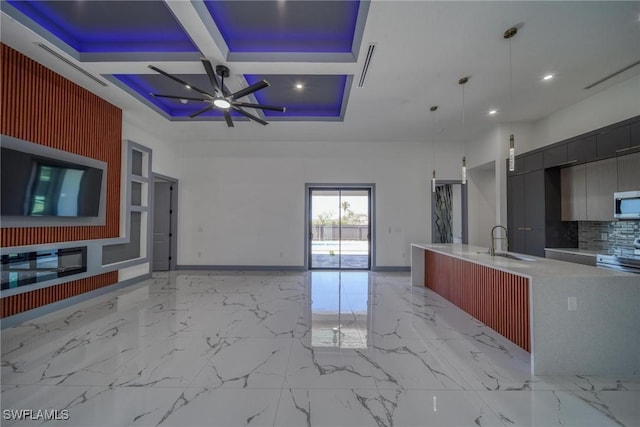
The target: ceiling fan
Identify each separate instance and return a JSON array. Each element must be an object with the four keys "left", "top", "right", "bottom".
[{"left": 148, "top": 58, "right": 285, "bottom": 127}]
